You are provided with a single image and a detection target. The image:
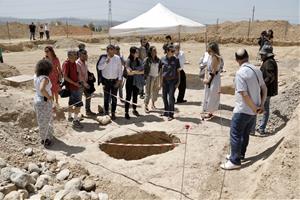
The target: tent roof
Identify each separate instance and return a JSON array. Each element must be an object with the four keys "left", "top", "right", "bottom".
[{"left": 109, "top": 3, "right": 205, "bottom": 37}]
